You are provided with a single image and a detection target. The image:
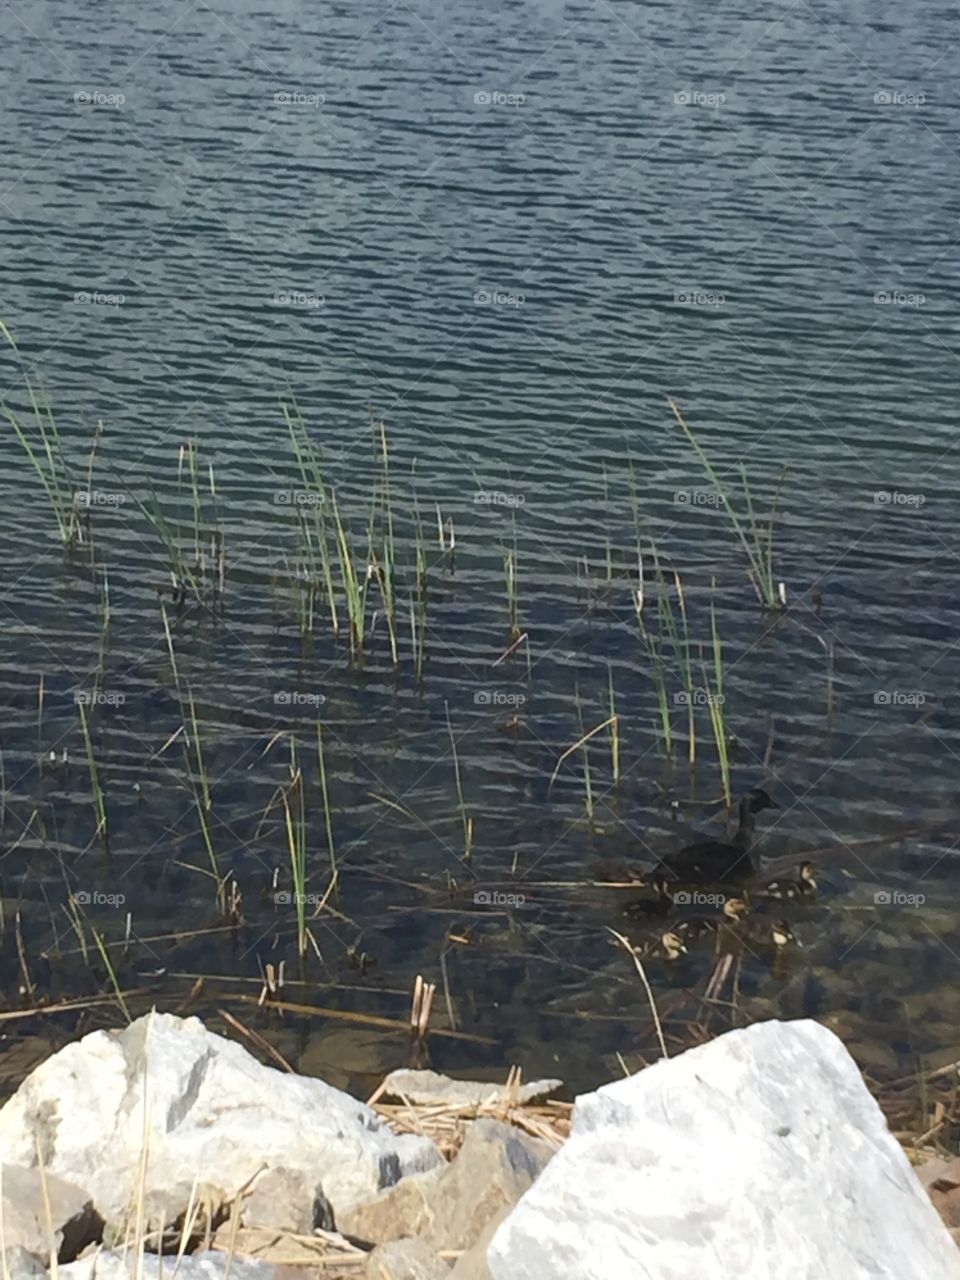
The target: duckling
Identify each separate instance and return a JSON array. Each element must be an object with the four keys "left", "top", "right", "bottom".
[
  {"left": 657, "top": 787, "right": 779, "bottom": 883},
  {"left": 740, "top": 917, "right": 801, "bottom": 950},
  {"left": 759, "top": 861, "right": 817, "bottom": 901},
  {"left": 650, "top": 930, "right": 687, "bottom": 961},
  {"left": 675, "top": 895, "right": 751, "bottom": 941}
]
